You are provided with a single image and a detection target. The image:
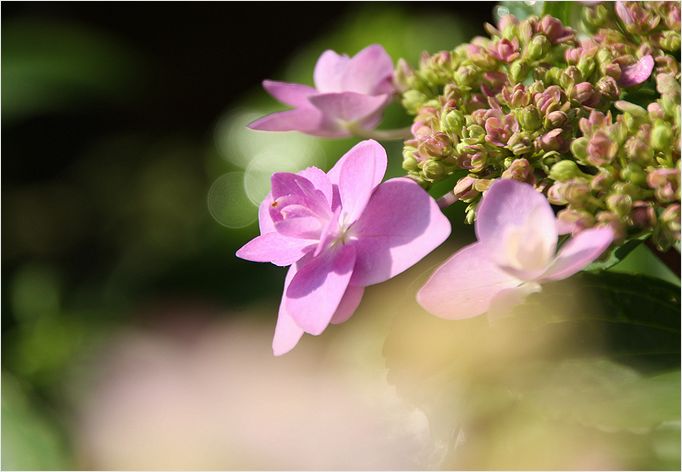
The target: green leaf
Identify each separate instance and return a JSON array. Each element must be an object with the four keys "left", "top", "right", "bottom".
[{"left": 585, "top": 232, "right": 651, "bottom": 271}]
